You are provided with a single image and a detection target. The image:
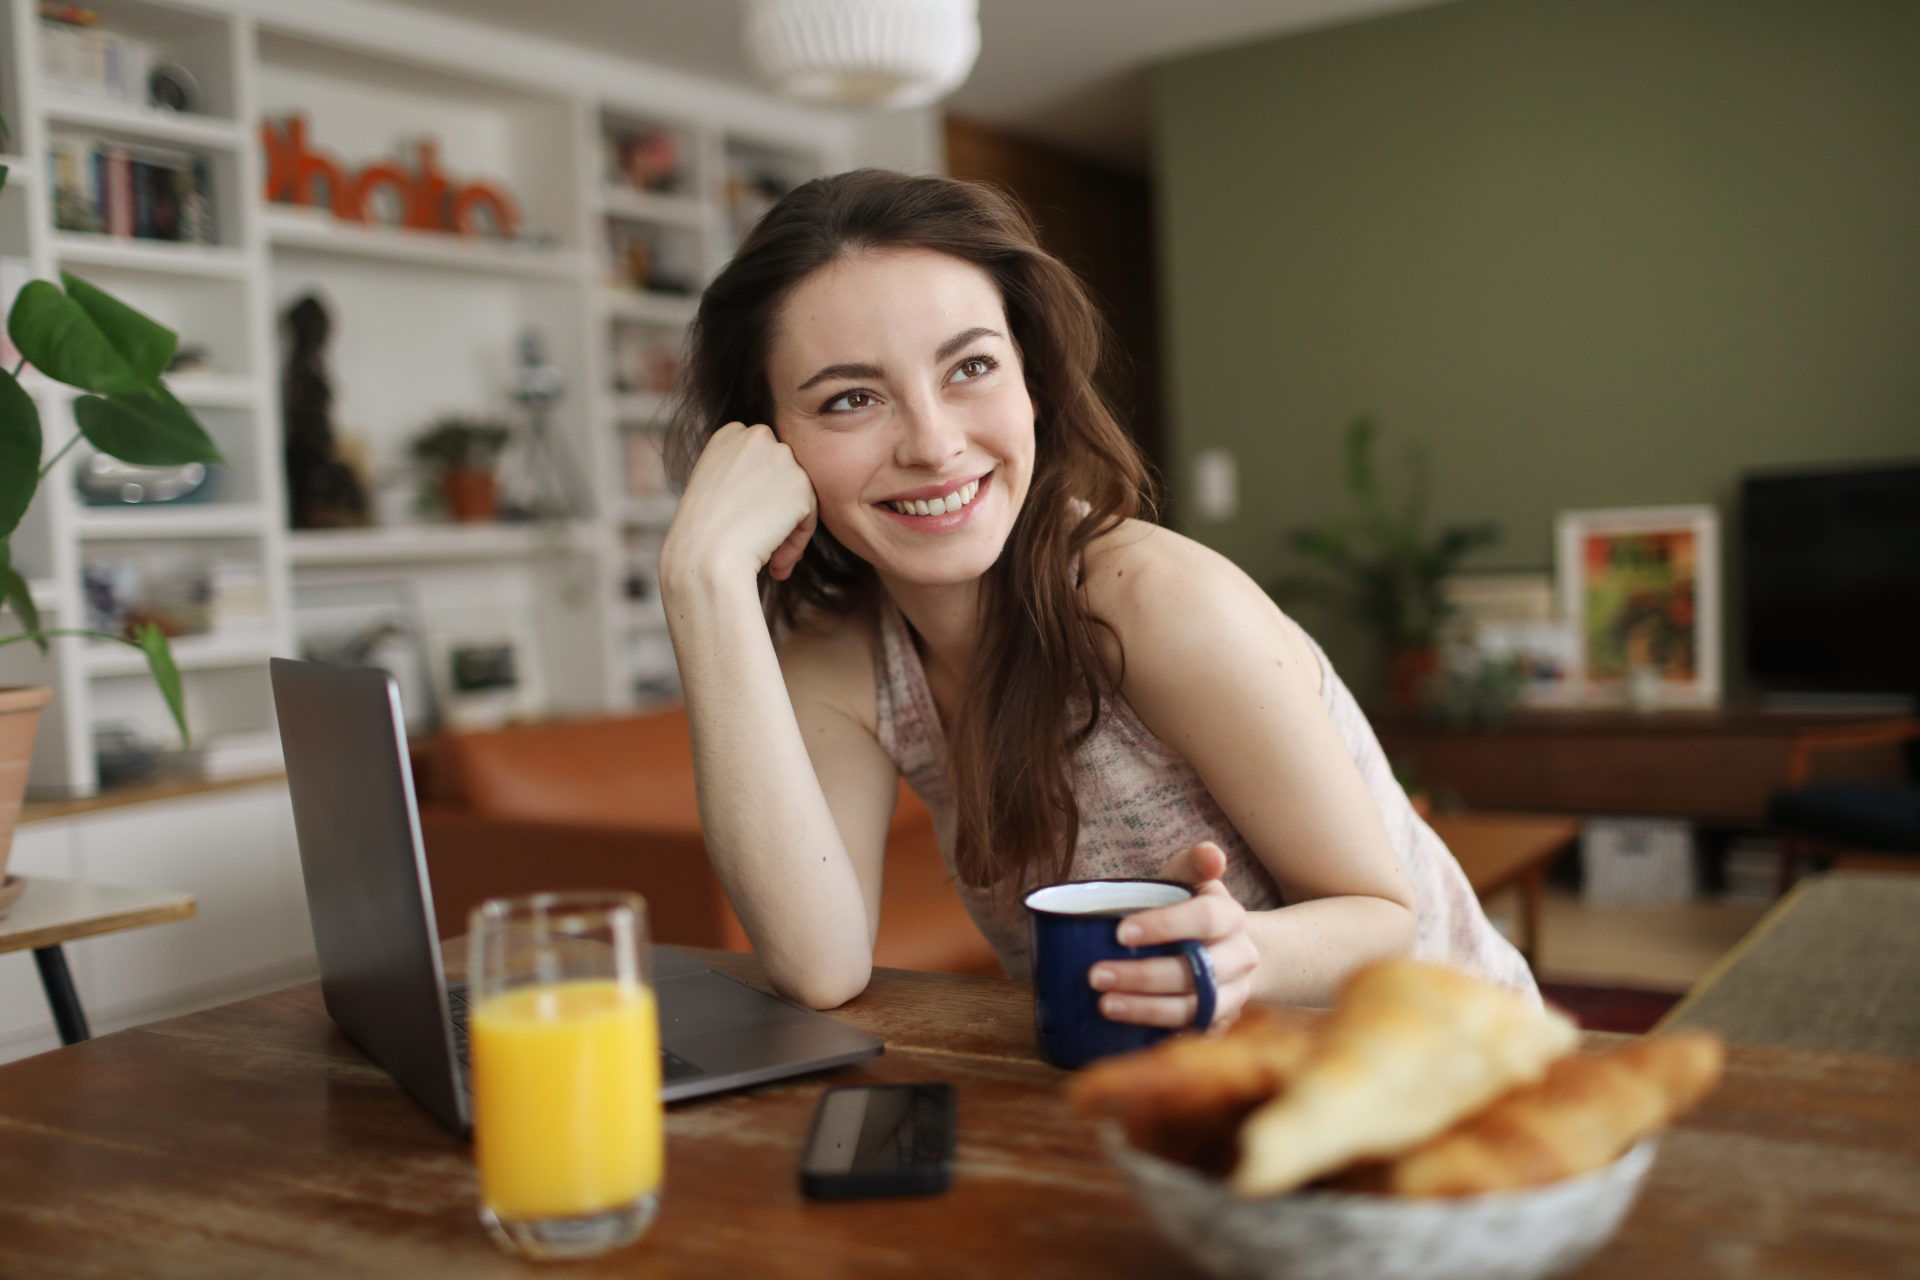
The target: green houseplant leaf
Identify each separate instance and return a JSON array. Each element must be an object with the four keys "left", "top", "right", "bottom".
[
  {"left": 0, "top": 366, "right": 41, "bottom": 539},
  {"left": 8, "top": 272, "right": 178, "bottom": 394},
  {"left": 74, "top": 384, "right": 222, "bottom": 466},
  {"left": 0, "top": 542, "right": 45, "bottom": 654},
  {"left": 133, "top": 621, "right": 189, "bottom": 744}
]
